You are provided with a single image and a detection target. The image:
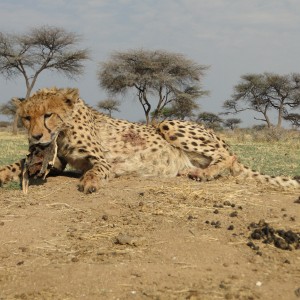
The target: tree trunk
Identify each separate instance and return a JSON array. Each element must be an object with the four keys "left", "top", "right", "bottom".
[
  {"left": 263, "top": 112, "right": 272, "bottom": 128},
  {"left": 276, "top": 106, "right": 283, "bottom": 128},
  {"left": 141, "top": 91, "right": 151, "bottom": 126},
  {"left": 12, "top": 113, "right": 19, "bottom": 135}
]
